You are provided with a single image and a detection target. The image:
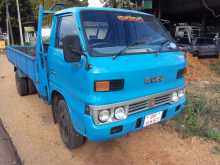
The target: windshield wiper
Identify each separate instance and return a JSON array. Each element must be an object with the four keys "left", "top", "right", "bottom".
[
  {"left": 112, "top": 40, "right": 147, "bottom": 60},
  {"left": 158, "top": 39, "right": 171, "bottom": 52}
]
